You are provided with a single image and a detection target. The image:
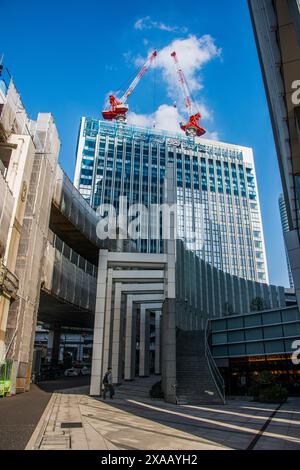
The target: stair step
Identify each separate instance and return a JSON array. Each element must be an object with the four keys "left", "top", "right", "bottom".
[{"left": 176, "top": 330, "right": 224, "bottom": 405}]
